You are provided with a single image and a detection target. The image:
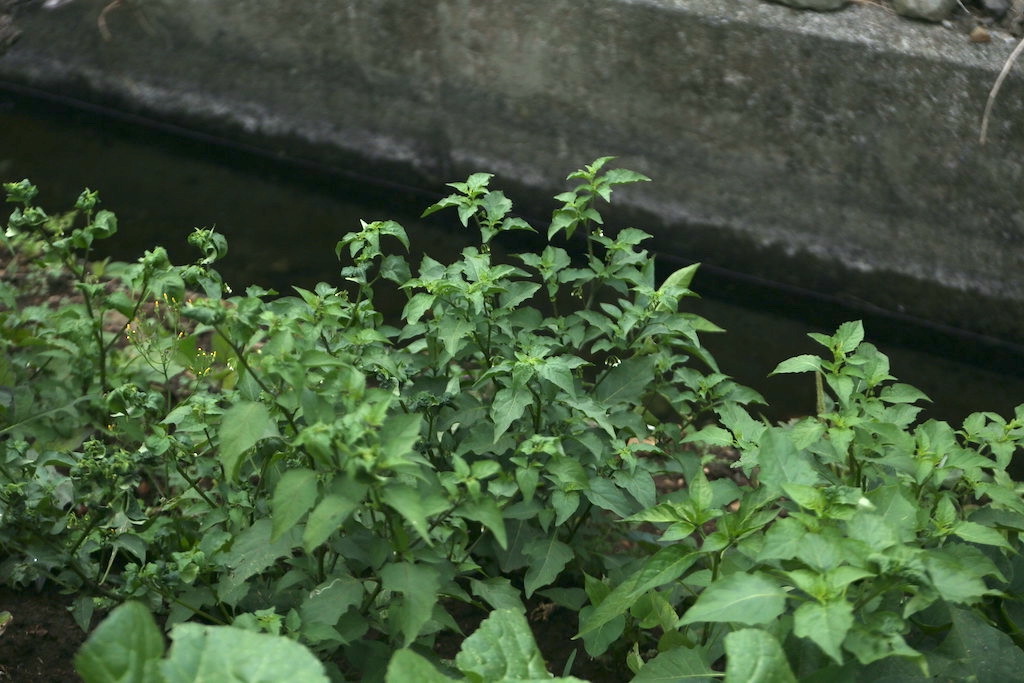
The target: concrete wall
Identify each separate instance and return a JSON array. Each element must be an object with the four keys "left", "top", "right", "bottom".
[{"left": 2, "top": 0, "right": 1023, "bottom": 340}]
